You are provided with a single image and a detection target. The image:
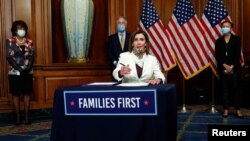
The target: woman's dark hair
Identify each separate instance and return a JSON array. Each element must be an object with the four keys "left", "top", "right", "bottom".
[
  {"left": 11, "top": 20, "right": 28, "bottom": 36},
  {"left": 128, "top": 30, "right": 150, "bottom": 54},
  {"left": 221, "top": 20, "right": 234, "bottom": 27}
]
